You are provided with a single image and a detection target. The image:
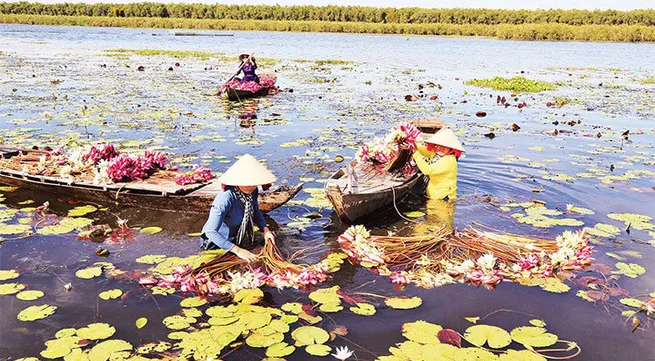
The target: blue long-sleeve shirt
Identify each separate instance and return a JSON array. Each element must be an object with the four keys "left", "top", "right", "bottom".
[{"left": 201, "top": 187, "right": 267, "bottom": 251}]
